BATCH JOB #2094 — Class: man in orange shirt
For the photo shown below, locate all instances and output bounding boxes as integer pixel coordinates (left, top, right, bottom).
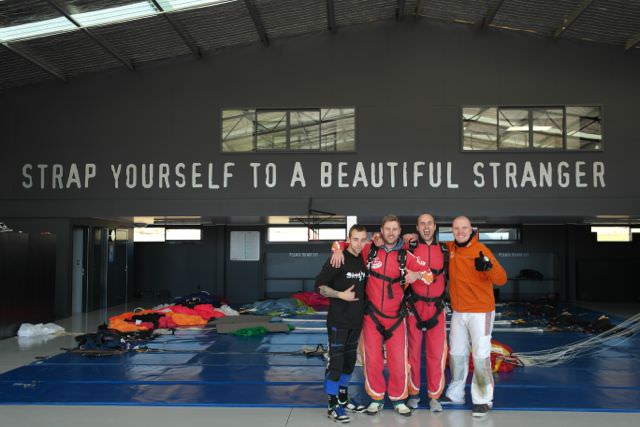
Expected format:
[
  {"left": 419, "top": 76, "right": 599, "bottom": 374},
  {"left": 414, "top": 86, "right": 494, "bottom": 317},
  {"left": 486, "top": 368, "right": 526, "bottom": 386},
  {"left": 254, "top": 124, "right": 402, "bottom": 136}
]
[{"left": 439, "top": 216, "right": 507, "bottom": 417}]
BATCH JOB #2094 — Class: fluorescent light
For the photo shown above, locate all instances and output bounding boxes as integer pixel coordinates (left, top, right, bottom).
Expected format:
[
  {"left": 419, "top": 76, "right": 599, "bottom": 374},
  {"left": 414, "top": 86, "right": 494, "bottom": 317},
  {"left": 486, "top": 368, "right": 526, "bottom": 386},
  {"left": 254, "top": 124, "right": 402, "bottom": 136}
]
[
  {"left": 632, "top": 228, "right": 640, "bottom": 234},
  {"left": 0, "top": 17, "right": 75, "bottom": 42},
  {"left": 134, "top": 227, "right": 165, "bottom": 242},
  {"left": 71, "top": 2, "right": 155, "bottom": 27},
  {"left": 166, "top": 228, "right": 202, "bottom": 241},
  {"left": 157, "top": 0, "right": 236, "bottom": 11}
]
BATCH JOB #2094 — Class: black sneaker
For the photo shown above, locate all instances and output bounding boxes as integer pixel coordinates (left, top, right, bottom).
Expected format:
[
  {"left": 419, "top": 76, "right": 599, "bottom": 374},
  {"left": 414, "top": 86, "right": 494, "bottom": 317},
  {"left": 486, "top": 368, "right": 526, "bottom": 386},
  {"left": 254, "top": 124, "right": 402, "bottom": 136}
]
[
  {"left": 439, "top": 395, "right": 464, "bottom": 405},
  {"left": 471, "top": 404, "right": 490, "bottom": 417}
]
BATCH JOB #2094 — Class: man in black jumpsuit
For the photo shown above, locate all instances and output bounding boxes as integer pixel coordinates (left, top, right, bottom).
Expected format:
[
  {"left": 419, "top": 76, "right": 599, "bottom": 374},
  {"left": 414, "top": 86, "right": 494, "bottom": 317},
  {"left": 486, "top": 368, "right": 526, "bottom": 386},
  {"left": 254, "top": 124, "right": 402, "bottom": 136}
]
[{"left": 316, "top": 224, "right": 368, "bottom": 423}]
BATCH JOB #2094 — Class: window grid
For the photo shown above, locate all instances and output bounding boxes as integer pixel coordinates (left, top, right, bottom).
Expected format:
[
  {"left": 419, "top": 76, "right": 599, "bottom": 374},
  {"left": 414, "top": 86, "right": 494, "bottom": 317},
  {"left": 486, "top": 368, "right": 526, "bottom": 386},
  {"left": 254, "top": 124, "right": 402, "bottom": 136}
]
[
  {"left": 462, "top": 105, "right": 602, "bottom": 152},
  {"left": 222, "top": 108, "right": 355, "bottom": 153}
]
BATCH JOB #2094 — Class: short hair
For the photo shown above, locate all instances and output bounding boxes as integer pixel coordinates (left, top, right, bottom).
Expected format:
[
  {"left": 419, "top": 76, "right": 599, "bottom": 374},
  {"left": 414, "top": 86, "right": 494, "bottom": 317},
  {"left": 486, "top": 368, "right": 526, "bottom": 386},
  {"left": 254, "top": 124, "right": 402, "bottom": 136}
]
[
  {"left": 416, "top": 213, "right": 436, "bottom": 225},
  {"left": 348, "top": 224, "right": 367, "bottom": 238},
  {"left": 381, "top": 214, "right": 400, "bottom": 228}
]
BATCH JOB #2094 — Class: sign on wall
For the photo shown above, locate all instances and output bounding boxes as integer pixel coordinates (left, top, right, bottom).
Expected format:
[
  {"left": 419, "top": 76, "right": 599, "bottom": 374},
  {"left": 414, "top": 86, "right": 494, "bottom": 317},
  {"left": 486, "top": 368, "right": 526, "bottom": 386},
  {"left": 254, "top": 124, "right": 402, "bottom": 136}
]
[{"left": 19, "top": 159, "right": 606, "bottom": 191}]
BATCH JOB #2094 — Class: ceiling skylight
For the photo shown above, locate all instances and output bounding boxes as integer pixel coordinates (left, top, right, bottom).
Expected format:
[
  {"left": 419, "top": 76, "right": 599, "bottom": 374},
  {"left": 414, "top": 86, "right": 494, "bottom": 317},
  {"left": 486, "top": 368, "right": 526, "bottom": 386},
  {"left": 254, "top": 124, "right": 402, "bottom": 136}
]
[
  {"left": 71, "top": 2, "right": 156, "bottom": 27},
  {"left": 156, "top": 0, "right": 236, "bottom": 12},
  {"left": 0, "top": 17, "right": 76, "bottom": 43},
  {"left": 0, "top": 0, "right": 233, "bottom": 43}
]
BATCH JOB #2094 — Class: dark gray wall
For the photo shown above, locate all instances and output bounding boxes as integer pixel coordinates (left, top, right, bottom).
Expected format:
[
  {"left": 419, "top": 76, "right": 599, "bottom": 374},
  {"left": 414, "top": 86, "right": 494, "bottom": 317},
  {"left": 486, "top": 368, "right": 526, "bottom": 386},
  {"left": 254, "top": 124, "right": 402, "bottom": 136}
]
[
  {"left": 134, "top": 226, "right": 224, "bottom": 300},
  {"left": 1, "top": 21, "right": 638, "bottom": 219},
  {"left": 5, "top": 218, "right": 71, "bottom": 318}
]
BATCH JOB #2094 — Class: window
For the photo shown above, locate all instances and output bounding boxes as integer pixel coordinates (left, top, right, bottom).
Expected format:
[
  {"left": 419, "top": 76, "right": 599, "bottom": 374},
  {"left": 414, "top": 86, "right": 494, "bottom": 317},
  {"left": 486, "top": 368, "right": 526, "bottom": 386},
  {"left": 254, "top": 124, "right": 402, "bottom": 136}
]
[
  {"left": 71, "top": 3, "right": 156, "bottom": 27},
  {"left": 462, "top": 106, "right": 602, "bottom": 151},
  {"left": 222, "top": 108, "right": 355, "bottom": 152},
  {"left": 267, "top": 227, "right": 308, "bottom": 242},
  {"left": 156, "top": 0, "right": 235, "bottom": 12},
  {"left": 134, "top": 227, "right": 165, "bottom": 242},
  {"left": 0, "top": 18, "right": 76, "bottom": 42},
  {"left": 134, "top": 227, "right": 202, "bottom": 242},
  {"left": 267, "top": 227, "right": 347, "bottom": 243},
  {"left": 437, "top": 227, "right": 520, "bottom": 243},
  {"left": 230, "top": 231, "right": 260, "bottom": 261},
  {"left": 166, "top": 229, "right": 201, "bottom": 241},
  {"left": 591, "top": 226, "right": 632, "bottom": 242}
]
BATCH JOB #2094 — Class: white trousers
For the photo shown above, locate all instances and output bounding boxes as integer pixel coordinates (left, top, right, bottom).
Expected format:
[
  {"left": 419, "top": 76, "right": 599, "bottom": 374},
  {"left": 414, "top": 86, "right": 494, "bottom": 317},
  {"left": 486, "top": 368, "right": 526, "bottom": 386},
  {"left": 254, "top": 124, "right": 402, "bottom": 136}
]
[{"left": 445, "top": 311, "right": 495, "bottom": 405}]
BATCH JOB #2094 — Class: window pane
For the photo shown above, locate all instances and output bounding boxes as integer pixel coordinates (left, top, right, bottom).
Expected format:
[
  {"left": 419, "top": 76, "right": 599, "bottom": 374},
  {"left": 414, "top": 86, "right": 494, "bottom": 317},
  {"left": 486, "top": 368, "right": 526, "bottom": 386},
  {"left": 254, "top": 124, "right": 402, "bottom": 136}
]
[
  {"left": 499, "top": 108, "right": 529, "bottom": 149},
  {"left": 437, "top": 227, "right": 453, "bottom": 242},
  {"left": 166, "top": 228, "right": 201, "bottom": 241},
  {"left": 463, "top": 107, "right": 497, "bottom": 150},
  {"left": 257, "top": 111, "right": 288, "bottom": 150},
  {"left": 566, "top": 106, "right": 602, "bottom": 150},
  {"left": 134, "top": 227, "right": 165, "bottom": 242},
  {"left": 222, "top": 109, "right": 255, "bottom": 152},
  {"left": 532, "top": 109, "right": 563, "bottom": 149},
  {"left": 290, "top": 110, "right": 320, "bottom": 150},
  {"left": 479, "top": 227, "right": 520, "bottom": 242},
  {"left": 321, "top": 108, "right": 355, "bottom": 151},
  {"left": 268, "top": 227, "right": 308, "bottom": 242},
  {"left": 313, "top": 228, "right": 347, "bottom": 241}
]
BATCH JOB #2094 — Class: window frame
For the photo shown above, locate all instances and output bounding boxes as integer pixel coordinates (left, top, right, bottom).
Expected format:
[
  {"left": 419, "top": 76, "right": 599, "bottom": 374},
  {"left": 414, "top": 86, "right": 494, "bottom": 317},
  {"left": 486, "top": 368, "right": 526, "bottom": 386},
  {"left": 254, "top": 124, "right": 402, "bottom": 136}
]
[
  {"left": 220, "top": 107, "right": 357, "bottom": 154},
  {"left": 461, "top": 104, "right": 604, "bottom": 153}
]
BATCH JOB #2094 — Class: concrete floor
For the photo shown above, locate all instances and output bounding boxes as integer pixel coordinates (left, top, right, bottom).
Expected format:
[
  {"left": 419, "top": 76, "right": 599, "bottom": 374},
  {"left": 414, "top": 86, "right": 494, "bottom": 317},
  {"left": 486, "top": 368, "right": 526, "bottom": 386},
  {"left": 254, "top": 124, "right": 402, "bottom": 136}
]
[{"left": 1, "top": 301, "right": 638, "bottom": 427}]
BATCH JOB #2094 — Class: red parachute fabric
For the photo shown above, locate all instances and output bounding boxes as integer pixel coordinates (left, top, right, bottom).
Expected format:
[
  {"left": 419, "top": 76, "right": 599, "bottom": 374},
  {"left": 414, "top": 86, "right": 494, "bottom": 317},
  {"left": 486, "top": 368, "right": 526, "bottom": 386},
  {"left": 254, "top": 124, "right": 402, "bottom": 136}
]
[{"left": 292, "top": 292, "right": 329, "bottom": 309}]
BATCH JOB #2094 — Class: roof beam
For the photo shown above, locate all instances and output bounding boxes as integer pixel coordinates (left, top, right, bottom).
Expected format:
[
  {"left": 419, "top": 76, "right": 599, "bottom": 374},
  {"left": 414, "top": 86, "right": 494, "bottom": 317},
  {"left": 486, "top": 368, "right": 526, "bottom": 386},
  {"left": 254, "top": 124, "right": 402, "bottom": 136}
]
[
  {"left": 481, "top": 0, "right": 506, "bottom": 30},
  {"left": 45, "top": 0, "right": 135, "bottom": 71},
  {"left": 2, "top": 42, "right": 67, "bottom": 82},
  {"left": 326, "top": 0, "right": 336, "bottom": 33},
  {"left": 243, "top": 0, "right": 269, "bottom": 47},
  {"left": 625, "top": 32, "right": 640, "bottom": 51},
  {"left": 553, "top": 0, "right": 595, "bottom": 39},
  {"left": 396, "top": 0, "right": 407, "bottom": 21},
  {"left": 149, "top": 0, "right": 202, "bottom": 57}
]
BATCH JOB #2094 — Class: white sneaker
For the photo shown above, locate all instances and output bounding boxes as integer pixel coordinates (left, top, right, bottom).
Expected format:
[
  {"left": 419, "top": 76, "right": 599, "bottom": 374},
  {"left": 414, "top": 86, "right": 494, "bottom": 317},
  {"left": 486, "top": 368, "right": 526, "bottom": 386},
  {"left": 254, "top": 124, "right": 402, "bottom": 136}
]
[
  {"left": 406, "top": 396, "right": 420, "bottom": 409},
  {"left": 366, "top": 400, "right": 384, "bottom": 415},
  {"left": 429, "top": 398, "right": 443, "bottom": 412},
  {"left": 393, "top": 402, "right": 412, "bottom": 417}
]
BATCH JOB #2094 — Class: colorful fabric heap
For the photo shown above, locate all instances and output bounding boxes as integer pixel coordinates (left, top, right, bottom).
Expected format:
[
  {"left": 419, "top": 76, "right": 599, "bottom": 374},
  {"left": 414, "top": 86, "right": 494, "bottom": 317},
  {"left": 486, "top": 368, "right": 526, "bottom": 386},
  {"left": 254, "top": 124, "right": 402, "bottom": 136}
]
[
  {"left": 292, "top": 292, "right": 329, "bottom": 310},
  {"left": 108, "top": 303, "right": 233, "bottom": 332},
  {"left": 239, "top": 298, "right": 316, "bottom": 317}
]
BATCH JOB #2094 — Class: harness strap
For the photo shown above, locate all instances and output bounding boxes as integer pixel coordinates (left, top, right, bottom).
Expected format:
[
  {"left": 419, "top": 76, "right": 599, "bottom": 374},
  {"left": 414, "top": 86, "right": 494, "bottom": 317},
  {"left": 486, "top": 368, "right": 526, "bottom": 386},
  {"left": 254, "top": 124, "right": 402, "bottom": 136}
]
[
  {"left": 405, "top": 287, "right": 446, "bottom": 331},
  {"left": 365, "top": 301, "right": 406, "bottom": 341}
]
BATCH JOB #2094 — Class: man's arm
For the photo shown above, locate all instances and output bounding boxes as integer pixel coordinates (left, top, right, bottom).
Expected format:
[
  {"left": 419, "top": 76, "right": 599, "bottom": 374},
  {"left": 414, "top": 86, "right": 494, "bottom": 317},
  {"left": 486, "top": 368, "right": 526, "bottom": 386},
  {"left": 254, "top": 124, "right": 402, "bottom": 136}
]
[
  {"left": 406, "top": 251, "right": 434, "bottom": 284},
  {"left": 318, "top": 284, "right": 359, "bottom": 302}
]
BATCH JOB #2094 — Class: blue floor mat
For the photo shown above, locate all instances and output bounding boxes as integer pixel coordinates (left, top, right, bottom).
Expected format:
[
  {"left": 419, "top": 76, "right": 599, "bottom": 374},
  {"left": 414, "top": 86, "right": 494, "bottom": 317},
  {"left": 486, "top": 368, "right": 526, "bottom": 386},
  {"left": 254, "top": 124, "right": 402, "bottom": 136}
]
[{"left": 1, "top": 309, "right": 639, "bottom": 412}]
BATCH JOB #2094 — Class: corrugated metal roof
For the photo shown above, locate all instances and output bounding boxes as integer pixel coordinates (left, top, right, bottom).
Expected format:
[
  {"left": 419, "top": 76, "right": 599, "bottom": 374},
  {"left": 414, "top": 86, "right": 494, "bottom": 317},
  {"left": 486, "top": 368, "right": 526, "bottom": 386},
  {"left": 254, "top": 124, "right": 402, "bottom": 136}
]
[
  {"left": 0, "top": 0, "right": 638, "bottom": 92},
  {"left": 168, "top": 1, "right": 259, "bottom": 51}
]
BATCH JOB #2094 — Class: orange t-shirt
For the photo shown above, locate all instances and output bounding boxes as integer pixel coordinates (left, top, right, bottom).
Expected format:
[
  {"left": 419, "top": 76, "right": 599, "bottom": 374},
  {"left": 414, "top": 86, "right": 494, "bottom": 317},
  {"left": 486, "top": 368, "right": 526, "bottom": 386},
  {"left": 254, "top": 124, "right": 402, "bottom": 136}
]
[{"left": 445, "top": 235, "right": 507, "bottom": 313}]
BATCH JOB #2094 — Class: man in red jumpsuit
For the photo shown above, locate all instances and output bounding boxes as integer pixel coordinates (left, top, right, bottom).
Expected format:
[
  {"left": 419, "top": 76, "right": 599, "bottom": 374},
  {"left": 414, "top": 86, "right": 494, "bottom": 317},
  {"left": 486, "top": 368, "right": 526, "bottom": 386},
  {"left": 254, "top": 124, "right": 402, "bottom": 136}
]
[
  {"left": 331, "top": 214, "right": 432, "bottom": 416},
  {"left": 404, "top": 213, "right": 448, "bottom": 413}
]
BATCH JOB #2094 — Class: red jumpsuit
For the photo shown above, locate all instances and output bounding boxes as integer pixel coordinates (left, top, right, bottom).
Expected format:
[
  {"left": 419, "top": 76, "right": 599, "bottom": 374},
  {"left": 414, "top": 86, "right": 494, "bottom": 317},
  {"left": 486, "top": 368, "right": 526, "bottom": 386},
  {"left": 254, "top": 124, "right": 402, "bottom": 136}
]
[
  {"left": 406, "top": 242, "right": 447, "bottom": 400},
  {"left": 340, "top": 240, "right": 428, "bottom": 402}
]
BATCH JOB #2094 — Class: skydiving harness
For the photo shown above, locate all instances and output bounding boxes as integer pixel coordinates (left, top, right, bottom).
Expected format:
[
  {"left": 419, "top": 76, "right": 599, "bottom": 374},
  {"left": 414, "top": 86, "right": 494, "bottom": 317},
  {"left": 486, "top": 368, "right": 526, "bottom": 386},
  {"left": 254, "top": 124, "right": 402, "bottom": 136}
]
[
  {"left": 405, "top": 242, "right": 450, "bottom": 332},
  {"left": 364, "top": 245, "right": 408, "bottom": 341}
]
